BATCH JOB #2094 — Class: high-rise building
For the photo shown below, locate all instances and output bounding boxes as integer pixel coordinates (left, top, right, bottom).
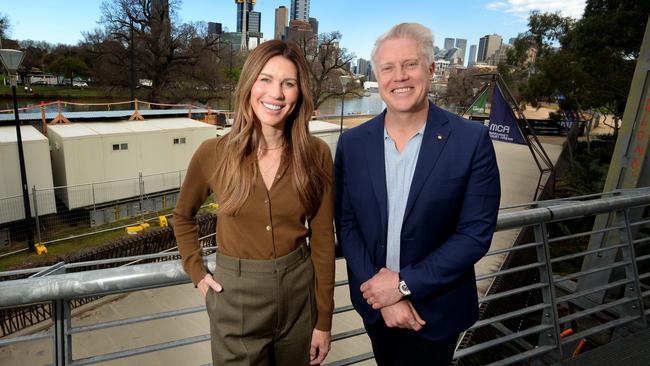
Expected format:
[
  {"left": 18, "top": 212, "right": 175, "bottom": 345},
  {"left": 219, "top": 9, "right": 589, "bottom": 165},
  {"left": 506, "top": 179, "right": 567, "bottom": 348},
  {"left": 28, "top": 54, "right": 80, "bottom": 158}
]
[
  {"left": 468, "top": 44, "right": 477, "bottom": 66},
  {"left": 286, "top": 19, "right": 315, "bottom": 46},
  {"left": 275, "top": 6, "right": 288, "bottom": 39},
  {"left": 308, "top": 17, "right": 318, "bottom": 35},
  {"left": 444, "top": 38, "right": 455, "bottom": 50},
  {"left": 291, "top": 0, "right": 310, "bottom": 21},
  {"left": 207, "top": 22, "right": 222, "bottom": 36},
  {"left": 248, "top": 11, "right": 261, "bottom": 33},
  {"left": 357, "top": 58, "right": 369, "bottom": 77},
  {"left": 477, "top": 34, "right": 502, "bottom": 62},
  {"left": 455, "top": 38, "right": 467, "bottom": 65},
  {"left": 235, "top": 0, "right": 255, "bottom": 33}
]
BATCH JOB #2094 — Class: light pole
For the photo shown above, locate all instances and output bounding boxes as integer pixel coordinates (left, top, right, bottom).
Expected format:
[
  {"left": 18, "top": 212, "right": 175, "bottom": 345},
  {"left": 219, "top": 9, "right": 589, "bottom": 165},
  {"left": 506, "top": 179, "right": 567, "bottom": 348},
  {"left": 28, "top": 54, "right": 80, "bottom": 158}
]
[
  {"left": 0, "top": 48, "right": 34, "bottom": 252},
  {"left": 339, "top": 74, "right": 352, "bottom": 135}
]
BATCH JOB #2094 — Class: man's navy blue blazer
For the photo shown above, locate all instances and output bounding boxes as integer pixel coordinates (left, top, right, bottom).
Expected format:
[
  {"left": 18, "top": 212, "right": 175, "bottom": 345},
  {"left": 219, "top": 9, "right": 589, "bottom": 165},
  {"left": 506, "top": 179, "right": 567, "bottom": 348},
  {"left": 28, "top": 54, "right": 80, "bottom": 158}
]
[{"left": 334, "top": 102, "right": 501, "bottom": 340}]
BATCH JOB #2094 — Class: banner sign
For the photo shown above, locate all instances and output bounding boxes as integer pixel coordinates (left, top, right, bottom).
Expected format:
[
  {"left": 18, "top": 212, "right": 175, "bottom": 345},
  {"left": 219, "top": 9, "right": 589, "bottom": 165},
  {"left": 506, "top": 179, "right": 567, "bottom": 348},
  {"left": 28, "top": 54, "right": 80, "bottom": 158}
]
[
  {"left": 486, "top": 86, "right": 527, "bottom": 145},
  {"left": 468, "top": 88, "right": 488, "bottom": 115}
]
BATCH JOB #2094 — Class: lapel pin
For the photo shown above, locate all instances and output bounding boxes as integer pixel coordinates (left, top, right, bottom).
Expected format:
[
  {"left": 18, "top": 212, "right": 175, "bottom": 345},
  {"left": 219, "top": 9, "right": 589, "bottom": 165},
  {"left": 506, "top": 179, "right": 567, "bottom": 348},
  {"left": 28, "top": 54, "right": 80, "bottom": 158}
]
[{"left": 436, "top": 134, "right": 443, "bottom": 140}]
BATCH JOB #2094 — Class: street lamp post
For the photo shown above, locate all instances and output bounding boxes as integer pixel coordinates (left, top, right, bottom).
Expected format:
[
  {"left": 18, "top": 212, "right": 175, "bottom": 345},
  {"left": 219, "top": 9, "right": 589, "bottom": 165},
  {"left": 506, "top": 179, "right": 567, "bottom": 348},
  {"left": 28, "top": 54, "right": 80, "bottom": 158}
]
[
  {"left": 339, "top": 75, "right": 352, "bottom": 135},
  {"left": 0, "top": 49, "right": 35, "bottom": 252}
]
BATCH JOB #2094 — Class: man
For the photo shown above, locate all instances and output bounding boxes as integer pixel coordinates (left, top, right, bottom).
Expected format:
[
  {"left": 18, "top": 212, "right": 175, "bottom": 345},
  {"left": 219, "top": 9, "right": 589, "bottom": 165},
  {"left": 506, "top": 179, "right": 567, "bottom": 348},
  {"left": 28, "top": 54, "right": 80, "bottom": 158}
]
[{"left": 334, "top": 23, "right": 501, "bottom": 365}]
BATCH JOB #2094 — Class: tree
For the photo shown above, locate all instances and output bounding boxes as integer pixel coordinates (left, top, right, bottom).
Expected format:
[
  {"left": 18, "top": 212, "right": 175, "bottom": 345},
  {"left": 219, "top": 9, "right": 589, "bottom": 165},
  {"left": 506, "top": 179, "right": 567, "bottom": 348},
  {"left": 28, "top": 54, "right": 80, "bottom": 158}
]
[
  {"left": 0, "top": 12, "right": 9, "bottom": 42},
  {"left": 503, "top": 1, "right": 650, "bottom": 130},
  {"left": 96, "top": 0, "right": 218, "bottom": 102},
  {"left": 294, "top": 31, "right": 357, "bottom": 110},
  {"left": 446, "top": 68, "right": 487, "bottom": 107},
  {"left": 49, "top": 55, "right": 90, "bottom": 85}
]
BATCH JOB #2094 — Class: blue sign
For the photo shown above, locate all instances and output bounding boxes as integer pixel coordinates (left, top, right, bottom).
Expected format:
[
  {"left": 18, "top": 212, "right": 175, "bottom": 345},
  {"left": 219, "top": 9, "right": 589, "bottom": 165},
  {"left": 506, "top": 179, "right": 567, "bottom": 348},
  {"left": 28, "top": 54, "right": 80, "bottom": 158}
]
[{"left": 487, "top": 86, "right": 527, "bottom": 145}]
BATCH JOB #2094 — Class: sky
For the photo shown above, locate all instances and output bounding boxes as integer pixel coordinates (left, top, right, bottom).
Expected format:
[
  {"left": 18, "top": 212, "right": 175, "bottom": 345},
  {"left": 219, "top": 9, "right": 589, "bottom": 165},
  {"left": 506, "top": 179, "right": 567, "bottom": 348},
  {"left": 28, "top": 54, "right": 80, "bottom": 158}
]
[{"left": 1, "top": 0, "right": 586, "bottom": 62}]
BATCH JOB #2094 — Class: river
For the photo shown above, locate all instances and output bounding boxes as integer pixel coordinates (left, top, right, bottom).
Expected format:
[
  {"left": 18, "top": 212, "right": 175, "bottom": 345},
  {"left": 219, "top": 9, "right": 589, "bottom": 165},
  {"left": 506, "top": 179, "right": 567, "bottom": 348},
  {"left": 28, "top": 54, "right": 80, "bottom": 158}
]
[{"left": 0, "top": 93, "right": 387, "bottom": 117}]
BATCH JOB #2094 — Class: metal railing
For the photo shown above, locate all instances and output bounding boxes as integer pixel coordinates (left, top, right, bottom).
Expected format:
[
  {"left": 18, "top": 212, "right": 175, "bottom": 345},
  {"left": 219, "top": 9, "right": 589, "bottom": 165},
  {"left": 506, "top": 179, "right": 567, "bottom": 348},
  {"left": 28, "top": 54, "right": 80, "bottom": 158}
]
[{"left": 1, "top": 189, "right": 649, "bottom": 365}]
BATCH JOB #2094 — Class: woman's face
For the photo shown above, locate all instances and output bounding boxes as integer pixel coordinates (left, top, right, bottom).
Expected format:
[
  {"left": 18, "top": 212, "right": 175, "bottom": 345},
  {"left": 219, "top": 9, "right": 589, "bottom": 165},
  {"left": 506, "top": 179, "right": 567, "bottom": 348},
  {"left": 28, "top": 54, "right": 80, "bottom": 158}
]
[{"left": 250, "top": 55, "right": 300, "bottom": 132}]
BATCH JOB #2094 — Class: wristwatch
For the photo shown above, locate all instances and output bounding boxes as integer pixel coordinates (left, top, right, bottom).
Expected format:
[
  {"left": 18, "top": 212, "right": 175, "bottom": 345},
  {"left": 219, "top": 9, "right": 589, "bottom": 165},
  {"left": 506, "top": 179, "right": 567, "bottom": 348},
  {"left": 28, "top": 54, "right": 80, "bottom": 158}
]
[{"left": 398, "top": 278, "right": 411, "bottom": 296}]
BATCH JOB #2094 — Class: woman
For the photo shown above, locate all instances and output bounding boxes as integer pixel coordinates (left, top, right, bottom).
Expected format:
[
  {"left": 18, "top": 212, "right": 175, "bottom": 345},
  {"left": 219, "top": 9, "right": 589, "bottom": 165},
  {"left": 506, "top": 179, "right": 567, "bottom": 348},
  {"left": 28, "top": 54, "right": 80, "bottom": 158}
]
[{"left": 172, "top": 40, "right": 335, "bottom": 365}]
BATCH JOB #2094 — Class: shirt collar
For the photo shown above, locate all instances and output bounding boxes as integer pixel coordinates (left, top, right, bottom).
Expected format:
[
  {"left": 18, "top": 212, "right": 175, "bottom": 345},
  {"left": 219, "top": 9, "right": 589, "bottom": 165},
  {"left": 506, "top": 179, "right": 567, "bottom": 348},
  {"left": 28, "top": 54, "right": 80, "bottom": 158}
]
[{"left": 383, "top": 121, "right": 427, "bottom": 141}]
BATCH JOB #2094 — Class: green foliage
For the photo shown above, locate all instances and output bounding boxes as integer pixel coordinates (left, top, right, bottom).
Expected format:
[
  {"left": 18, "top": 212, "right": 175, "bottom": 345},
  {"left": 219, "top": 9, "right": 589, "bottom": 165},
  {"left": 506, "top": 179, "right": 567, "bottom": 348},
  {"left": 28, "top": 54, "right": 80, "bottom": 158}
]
[
  {"left": 49, "top": 55, "right": 90, "bottom": 81},
  {"left": 504, "top": 1, "right": 650, "bottom": 119},
  {"left": 555, "top": 134, "right": 617, "bottom": 197}
]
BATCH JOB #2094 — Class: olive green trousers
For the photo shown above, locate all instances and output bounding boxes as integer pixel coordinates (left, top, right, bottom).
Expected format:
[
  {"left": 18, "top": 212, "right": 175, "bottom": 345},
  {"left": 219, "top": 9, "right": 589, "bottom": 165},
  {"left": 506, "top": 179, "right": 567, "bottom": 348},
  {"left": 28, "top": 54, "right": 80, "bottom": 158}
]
[{"left": 206, "top": 244, "right": 317, "bottom": 365}]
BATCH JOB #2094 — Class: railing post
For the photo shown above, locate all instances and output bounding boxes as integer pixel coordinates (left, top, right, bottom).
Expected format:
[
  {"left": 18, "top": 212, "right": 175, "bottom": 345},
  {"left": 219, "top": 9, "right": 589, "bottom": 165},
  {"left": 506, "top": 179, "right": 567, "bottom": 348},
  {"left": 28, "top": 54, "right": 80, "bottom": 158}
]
[
  {"left": 533, "top": 222, "right": 563, "bottom": 364},
  {"left": 91, "top": 183, "right": 96, "bottom": 210},
  {"left": 614, "top": 208, "right": 647, "bottom": 332},
  {"left": 32, "top": 185, "right": 42, "bottom": 245},
  {"left": 53, "top": 299, "right": 72, "bottom": 366},
  {"left": 139, "top": 172, "right": 145, "bottom": 223}
]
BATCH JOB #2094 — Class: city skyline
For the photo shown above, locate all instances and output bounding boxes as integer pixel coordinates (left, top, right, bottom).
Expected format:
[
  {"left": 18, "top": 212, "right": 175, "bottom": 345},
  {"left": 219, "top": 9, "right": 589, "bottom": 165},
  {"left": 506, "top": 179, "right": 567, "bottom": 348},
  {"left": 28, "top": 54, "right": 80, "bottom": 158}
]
[{"left": 1, "top": 0, "right": 587, "bottom": 62}]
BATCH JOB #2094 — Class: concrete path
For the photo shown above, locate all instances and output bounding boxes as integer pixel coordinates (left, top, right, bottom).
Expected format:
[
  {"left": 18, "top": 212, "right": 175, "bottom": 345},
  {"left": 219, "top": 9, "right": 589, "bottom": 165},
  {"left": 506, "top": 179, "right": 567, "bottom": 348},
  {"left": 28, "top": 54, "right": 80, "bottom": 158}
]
[{"left": 0, "top": 121, "right": 573, "bottom": 366}]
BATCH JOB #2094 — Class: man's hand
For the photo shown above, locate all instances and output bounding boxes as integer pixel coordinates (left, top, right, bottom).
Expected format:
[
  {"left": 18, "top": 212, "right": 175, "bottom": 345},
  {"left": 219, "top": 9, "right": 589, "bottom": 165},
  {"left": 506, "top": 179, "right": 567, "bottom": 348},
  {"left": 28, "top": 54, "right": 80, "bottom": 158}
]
[
  {"left": 360, "top": 268, "right": 402, "bottom": 309},
  {"left": 309, "top": 329, "right": 331, "bottom": 365},
  {"left": 380, "top": 300, "right": 426, "bottom": 331},
  {"left": 197, "top": 273, "right": 223, "bottom": 297}
]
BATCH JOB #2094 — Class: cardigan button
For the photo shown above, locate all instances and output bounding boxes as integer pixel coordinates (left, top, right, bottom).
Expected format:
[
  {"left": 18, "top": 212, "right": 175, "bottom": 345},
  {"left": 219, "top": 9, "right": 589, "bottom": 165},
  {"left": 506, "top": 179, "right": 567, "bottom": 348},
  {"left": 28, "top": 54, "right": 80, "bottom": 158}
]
[{"left": 266, "top": 225, "right": 271, "bottom": 231}]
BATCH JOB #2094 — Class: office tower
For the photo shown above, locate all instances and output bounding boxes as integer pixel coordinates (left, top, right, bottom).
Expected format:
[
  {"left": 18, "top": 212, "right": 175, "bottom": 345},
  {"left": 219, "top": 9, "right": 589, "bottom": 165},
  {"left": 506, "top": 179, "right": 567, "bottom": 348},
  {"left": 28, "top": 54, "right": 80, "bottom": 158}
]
[
  {"left": 208, "top": 22, "right": 222, "bottom": 35},
  {"left": 357, "top": 58, "right": 369, "bottom": 77},
  {"left": 248, "top": 11, "right": 261, "bottom": 33},
  {"left": 291, "top": 0, "right": 310, "bottom": 21},
  {"left": 455, "top": 38, "right": 467, "bottom": 65},
  {"left": 235, "top": 0, "right": 255, "bottom": 33},
  {"left": 444, "top": 37, "right": 455, "bottom": 50},
  {"left": 286, "top": 19, "right": 315, "bottom": 46},
  {"left": 308, "top": 17, "right": 318, "bottom": 35},
  {"left": 275, "top": 6, "right": 288, "bottom": 39},
  {"left": 477, "top": 34, "right": 502, "bottom": 62},
  {"left": 468, "top": 44, "right": 477, "bottom": 66}
]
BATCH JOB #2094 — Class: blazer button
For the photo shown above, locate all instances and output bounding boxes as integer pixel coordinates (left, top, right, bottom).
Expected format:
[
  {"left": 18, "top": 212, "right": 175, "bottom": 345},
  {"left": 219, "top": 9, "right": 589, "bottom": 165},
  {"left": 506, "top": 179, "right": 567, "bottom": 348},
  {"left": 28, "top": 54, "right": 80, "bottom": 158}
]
[{"left": 266, "top": 225, "right": 271, "bottom": 231}]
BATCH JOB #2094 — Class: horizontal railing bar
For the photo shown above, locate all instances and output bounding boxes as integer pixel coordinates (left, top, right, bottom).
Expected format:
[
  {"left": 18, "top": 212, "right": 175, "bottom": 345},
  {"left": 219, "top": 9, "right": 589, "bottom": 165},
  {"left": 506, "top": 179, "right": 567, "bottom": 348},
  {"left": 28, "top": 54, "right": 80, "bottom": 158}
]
[
  {"left": 633, "top": 236, "right": 650, "bottom": 246},
  {"left": 454, "top": 324, "right": 554, "bottom": 358},
  {"left": 333, "top": 305, "right": 355, "bottom": 315},
  {"left": 547, "top": 225, "right": 623, "bottom": 244},
  {"left": 556, "top": 278, "right": 632, "bottom": 303},
  {"left": 550, "top": 243, "right": 627, "bottom": 264},
  {"left": 561, "top": 316, "right": 640, "bottom": 344},
  {"left": 323, "top": 352, "right": 374, "bottom": 366},
  {"left": 331, "top": 328, "right": 367, "bottom": 342},
  {"left": 71, "top": 334, "right": 210, "bottom": 366},
  {"left": 629, "top": 217, "right": 650, "bottom": 228},
  {"left": 553, "top": 260, "right": 631, "bottom": 283},
  {"left": 639, "top": 272, "right": 650, "bottom": 281},
  {"left": 558, "top": 297, "right": 635, "bottom": 324},
  {"left": 0, "top": 331, "right": 53, "bottom": 347},
  {"left": 482, "top": 345, "right": 557, "bottom": 366},
  {"left": 635, "top": 253, "right": 650, "bottom": 262},
  {"left": 496, "top": 191, "right": 650, "bottom": 231},
  {"left": 471, "top": 303, "right": 550, "bottom": 330},
  {"left": 479, "top": 283, "right": 549, "bottom": 304},
  {"left": 484, "top": 241, "right": 543, "bottom": 257},
  {"left": 475, "top": 262, "right": 545, "bottom": 281},
  {"left": 70, "top": 305, "right": 206, "bottom": 334}
]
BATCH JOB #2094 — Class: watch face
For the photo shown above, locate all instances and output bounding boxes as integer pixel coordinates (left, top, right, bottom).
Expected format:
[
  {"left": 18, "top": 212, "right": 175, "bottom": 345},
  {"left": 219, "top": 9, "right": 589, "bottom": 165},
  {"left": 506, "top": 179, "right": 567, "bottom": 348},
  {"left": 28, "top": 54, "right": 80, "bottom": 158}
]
[{"left": 399, "top": 280, "right": 411, "bottom": 295}]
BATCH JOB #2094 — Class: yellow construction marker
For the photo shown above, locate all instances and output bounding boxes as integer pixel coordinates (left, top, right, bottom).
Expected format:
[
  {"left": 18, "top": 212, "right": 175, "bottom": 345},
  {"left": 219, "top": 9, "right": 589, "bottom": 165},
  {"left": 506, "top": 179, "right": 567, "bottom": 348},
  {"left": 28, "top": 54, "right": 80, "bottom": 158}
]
[
  {"left": 35, "top": 243, "right": 48, "bottom": 255},
  {"left": 125, "top": 223, "right": 151, "bottom": 234}
]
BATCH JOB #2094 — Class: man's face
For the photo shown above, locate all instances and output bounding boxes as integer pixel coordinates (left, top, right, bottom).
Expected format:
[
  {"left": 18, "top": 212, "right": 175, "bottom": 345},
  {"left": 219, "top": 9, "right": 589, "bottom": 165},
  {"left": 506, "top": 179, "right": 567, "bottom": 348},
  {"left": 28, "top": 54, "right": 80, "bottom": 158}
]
[{"left": 374, "top": 37, "right": 434, "bottom": 116}]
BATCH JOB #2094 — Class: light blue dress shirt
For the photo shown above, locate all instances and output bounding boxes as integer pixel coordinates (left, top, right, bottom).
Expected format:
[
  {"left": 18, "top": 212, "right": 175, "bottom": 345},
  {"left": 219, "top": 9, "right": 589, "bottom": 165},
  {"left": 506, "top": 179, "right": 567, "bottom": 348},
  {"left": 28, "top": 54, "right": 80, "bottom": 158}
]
[{"left": 384, "top": 123, "right": 426, "bottom": 272}]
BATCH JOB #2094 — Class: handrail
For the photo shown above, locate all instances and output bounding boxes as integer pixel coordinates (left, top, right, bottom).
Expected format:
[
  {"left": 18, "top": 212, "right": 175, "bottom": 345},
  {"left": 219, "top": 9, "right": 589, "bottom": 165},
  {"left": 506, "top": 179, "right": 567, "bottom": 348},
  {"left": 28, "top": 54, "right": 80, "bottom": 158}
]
[{"left": 2, "top": 190, "right": 649, "bottom": 308}]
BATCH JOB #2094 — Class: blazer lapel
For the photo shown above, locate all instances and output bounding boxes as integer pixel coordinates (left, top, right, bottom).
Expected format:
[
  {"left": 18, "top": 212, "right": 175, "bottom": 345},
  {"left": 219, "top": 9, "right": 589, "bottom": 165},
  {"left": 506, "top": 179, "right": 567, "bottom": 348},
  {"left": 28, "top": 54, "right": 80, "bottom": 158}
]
[
  {"left": 364, "top": 114, "right": 388, "bottom": 236},
  {"left": 403, "top": 103, "right": 452, "bottom": 224}
]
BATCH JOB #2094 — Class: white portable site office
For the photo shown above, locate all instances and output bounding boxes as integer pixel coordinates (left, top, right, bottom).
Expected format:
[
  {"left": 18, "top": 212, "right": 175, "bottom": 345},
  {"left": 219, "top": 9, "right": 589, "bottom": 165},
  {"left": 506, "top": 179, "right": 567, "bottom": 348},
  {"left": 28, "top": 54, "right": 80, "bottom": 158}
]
[
  {"left": 0, "top": 126, "right": 56, "bottom": 224},
  {"left": 48, "top": 118, "right": 216, "bottom": 209}
]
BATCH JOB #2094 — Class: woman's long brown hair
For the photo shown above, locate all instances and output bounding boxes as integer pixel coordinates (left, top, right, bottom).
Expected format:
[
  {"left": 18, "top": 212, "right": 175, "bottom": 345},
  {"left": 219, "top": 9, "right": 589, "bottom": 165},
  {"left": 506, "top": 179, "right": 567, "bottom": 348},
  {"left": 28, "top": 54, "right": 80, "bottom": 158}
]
[{"left": 215, "top": 40, "right": 329, "bottom": 217}]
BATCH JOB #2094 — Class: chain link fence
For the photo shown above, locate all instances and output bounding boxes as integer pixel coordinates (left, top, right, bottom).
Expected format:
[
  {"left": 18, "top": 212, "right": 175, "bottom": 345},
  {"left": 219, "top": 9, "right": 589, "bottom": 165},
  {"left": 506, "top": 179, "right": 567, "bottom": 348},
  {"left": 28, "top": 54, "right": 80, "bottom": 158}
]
[{"left": 0, "top": 169, "right": 189, "bottom": 254}]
